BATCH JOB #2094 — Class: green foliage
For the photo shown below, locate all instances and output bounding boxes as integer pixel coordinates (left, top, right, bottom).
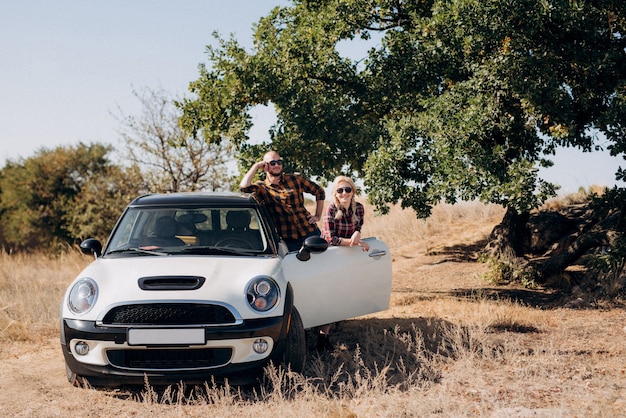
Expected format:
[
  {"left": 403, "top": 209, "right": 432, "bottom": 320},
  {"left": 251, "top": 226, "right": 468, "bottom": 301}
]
[
  {"left": 181, "top": 0, "right": 626, "bottom": 216},
  {"left": 482, "top": 255, "right": 538, "bottom": 290},
  {"left": 589, "top": 246, "right": 626, "bottom": 297},
  {"left": 0, "top": 143, "right": 140, "bottom": 251},
  {"left": 588, "top": 187, "right": 626, "bottom": 296},
  {"left": 0, "top": 86, "right": 239, "bottom": 252},
  {"left": 62, "top": 163, "right": 142, "bottom": 244}
]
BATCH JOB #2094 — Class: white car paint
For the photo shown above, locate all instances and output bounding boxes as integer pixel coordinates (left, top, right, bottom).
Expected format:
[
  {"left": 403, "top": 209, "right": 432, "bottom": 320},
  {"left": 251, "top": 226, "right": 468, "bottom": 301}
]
[
  {"left": 284, "top": 238, "right": 392, "bottom": 329},
  {"left": 63, "top": 256, "right": 286, "bottom": 323}
]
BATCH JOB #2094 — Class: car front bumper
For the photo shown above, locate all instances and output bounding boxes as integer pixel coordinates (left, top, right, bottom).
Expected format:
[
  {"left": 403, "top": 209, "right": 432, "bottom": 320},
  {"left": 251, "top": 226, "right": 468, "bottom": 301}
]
[{"left": 61, "top": 315, "right": 289, "bottom": 386}]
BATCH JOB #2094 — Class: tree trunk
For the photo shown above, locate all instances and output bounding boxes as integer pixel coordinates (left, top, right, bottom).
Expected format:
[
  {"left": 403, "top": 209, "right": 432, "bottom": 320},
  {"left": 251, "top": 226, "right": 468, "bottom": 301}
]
[
  {"left": 485, "top": 207, "right": 530, "bottom": 260},
  {"left": 485, "top": 200, "right": 621, "bottom": 289},
  {"left": 536, "top": 213, "right": 618, "bottom": 281}
]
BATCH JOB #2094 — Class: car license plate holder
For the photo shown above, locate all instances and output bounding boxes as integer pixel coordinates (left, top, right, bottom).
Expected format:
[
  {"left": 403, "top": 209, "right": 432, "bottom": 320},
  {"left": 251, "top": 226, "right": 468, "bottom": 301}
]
[{"left": 127, "top": 328, "right": 205, "bottom": 346}]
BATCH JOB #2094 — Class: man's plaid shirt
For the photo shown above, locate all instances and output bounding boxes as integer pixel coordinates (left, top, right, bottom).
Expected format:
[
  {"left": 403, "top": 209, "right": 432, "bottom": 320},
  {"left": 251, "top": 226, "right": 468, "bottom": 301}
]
[{"left": 241, "top": 173, "right": 325, "bottom": 240}]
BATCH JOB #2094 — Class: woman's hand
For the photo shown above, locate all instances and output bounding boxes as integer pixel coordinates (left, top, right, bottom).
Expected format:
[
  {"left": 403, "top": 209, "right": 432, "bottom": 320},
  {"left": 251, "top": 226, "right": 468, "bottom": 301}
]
[
  {"left": 350, "top": 231, "right": 369, "bottom": 251},
  {"left": 349, "top": 231, "right": 361, "bottom": 245}
]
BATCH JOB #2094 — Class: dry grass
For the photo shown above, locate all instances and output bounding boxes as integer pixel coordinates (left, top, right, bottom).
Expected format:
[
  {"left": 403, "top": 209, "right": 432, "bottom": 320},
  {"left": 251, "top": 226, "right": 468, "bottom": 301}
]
[
  {"left": 539, "top": 184, "right": 606, "bottom": 211},
  {"left": 1, "top": 201, "right": 625, "bottom": 417},
  {"left": 362, "top": 199, "right": 505, "bottom": 253},
  {"left": 0, "top": 250, "right": 90, "bottom": 346}
]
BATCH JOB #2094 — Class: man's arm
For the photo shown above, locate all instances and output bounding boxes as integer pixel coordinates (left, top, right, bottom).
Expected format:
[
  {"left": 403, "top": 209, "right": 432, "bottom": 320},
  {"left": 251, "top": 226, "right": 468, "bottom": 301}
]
[
  {"left": 298, "top": 175, "right": 326, "bottom": 201},
  {"left": 240, "top": 161, "right": 266, "bottom": 189},
  {"left": 314, "top": 199, "right": 324, "bottom": 220},
  {"left": 296, "top": 175, "right": 325, "bottom": 223}
]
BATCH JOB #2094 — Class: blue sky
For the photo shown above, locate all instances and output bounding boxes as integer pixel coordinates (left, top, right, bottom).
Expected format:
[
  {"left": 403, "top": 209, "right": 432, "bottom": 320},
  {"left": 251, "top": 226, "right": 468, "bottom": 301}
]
[
  {"left": 0, "top": 0, "right": 622, "bottom": 194},
  {"left": 0, "top": 1, "right": 286, "bottom": 161}
]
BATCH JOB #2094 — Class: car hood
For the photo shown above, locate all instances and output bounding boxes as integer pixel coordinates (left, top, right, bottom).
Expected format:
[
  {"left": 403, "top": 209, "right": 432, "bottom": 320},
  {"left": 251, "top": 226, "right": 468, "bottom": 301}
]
[{"left": 62, "top": 255, "right": 284, "bottom": 321}]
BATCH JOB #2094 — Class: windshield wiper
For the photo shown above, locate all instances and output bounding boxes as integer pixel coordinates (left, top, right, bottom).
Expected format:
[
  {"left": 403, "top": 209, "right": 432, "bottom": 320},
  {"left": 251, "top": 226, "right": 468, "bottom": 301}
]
[
  {"left": 180, "top": 245, "right": 256, "bottom": 256},
  {"left": 107, "top": 247, "right": 169, "bottom": 256}
]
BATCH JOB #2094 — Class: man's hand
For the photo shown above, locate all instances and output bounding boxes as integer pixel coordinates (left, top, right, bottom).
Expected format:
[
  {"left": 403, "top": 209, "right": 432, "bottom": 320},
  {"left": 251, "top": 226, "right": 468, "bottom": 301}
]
[{"left": 240, "top": 161, "right": 267, "bottom": 189}]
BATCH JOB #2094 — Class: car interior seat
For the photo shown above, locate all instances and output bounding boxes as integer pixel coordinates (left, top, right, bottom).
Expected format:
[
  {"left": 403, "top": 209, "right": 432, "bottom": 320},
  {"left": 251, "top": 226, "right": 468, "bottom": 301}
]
[
  {"left": 224, "top": 210, "right": 262, "bottom": 249},
  {"left": 149, "top": 216, "right": 185, "bottom": 247},
  {"left": 226, "top": 210, "right": 251, "bottom": 232}
]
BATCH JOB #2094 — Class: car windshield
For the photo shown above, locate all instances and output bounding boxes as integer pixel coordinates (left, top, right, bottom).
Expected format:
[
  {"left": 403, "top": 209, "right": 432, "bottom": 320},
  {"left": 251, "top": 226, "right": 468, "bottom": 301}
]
[{"left": 104, "top": 206, "right": 269, "bottom": 256}]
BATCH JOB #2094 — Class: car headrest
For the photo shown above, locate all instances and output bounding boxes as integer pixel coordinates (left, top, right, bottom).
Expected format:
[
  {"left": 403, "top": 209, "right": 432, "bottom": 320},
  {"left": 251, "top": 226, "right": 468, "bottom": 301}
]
[
  {"left": 226, "top": 210, "right": 251, "bottom": 231},
  {"left": 155, "top": 216, "right": 178, "bottom": 238}
]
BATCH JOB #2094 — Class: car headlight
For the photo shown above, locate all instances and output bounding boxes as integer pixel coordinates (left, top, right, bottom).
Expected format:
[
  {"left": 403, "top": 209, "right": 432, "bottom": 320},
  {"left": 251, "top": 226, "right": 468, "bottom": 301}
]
[
  {"left": 246, "top": 276, "right": 279, "bottom": 312},
  {"left": 68, "top": 278, "right": 98, "bottom": 315}
]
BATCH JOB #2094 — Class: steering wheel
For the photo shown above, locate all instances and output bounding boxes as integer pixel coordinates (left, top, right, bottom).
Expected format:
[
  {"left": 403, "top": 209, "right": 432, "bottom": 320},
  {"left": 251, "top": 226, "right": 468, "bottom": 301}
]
[{"left": 214, "top": 238, "right": 252, "bottom": 249}]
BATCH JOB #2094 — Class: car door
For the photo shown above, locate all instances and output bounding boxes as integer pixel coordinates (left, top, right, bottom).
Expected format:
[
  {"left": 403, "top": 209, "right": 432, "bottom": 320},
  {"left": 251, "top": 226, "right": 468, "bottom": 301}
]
[{"left": 282, "top": 238, "right": 392, "bottom": 329}]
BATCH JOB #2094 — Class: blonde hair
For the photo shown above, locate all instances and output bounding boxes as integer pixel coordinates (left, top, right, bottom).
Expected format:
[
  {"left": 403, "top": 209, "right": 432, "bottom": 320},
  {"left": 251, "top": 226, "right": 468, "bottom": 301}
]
[{"left": 332, "top": 176, "right": 359, "bottom": 224}]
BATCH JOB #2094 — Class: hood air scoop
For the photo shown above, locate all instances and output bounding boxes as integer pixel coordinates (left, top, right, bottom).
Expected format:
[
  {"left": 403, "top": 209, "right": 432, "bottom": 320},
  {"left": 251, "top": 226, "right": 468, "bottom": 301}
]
[{"left": 138, "top": 276, "right": 206, "bottom": 291}]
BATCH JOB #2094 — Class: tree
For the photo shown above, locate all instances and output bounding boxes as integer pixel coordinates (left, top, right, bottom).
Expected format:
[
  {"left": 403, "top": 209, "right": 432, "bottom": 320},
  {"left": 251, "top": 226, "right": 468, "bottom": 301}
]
[
  {"left": 180, "top": 0, "right": 626, "bottom": 289},
  {"left": 0, "top": 143, "right": 139, "bottom": 251},
  {"left": 116, "top": 87, "right": 237, "bottom": 193},
  {"left": 63, "top": 163, "right": 143, "bottom": 244}
]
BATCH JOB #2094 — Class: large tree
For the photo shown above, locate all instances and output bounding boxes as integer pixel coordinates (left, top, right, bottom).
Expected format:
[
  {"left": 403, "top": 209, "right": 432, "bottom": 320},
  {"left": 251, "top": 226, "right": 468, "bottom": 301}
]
[{"left": 180, "top": 0, "right": 626, "bottom": 287}]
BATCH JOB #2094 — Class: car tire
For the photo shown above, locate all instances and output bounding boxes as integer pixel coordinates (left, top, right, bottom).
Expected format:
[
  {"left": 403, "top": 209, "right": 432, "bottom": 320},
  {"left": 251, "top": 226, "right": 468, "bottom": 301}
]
[
  {"left": 65, "top": 362, "right": 86, "bottom": 387},
  {"left": 282, "top": 307, "right": 306, "bottom": 373}
]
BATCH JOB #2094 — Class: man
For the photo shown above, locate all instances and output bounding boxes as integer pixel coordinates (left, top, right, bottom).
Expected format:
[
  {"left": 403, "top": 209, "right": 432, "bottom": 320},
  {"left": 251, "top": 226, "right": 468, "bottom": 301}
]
[{"left": 240, "top": 150, "right": 325, "bottom": 252}]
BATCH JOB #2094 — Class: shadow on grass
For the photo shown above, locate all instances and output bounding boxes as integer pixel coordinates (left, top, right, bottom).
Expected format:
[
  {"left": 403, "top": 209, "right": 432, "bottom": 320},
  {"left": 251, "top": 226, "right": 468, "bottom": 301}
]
[
  {"left": 98, "top": 316, "right": 462, "bottom": 402},
  {"left": 446, "top": 287, "right": 567, "bottom": 308},
  {"left": 97, "top": 310, "right": 548, "bottom": 404},
  {"left": 424, "top": 240, "right": 584, "bottom": 309}
]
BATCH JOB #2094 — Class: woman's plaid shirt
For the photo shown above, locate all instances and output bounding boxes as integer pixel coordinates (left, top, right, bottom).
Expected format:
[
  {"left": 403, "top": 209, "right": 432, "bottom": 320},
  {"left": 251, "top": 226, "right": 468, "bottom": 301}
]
[
  {"left": 322, "top": 202, "right": 365, "bottom": 246},
  {"left": 241, "top": 173, "right": 325, "bottom": 240}
]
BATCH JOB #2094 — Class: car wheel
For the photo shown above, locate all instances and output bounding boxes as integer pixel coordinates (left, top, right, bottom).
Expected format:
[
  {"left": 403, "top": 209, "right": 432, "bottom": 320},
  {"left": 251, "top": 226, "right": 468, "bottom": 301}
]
[
  {"left": 282, "top": 307, "right": 306, "bottom": 373},
  {"left": 65, "top": 362, "right": 86, "bottom": 387}
]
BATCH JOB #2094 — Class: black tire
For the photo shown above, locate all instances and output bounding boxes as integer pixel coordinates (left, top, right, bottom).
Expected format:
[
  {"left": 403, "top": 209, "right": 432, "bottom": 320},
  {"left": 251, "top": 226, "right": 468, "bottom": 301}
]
[
  {"left": 282, "top": 307, "right": 306, "bottom": 373},
  {"left": 65, "top": 362, "right": 86, "bottom": 387}
]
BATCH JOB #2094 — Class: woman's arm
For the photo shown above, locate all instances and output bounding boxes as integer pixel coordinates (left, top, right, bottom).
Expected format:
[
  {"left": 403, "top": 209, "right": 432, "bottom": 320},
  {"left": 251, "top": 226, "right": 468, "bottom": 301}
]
[{"left": 322, "top": 205, "right": 342, "bottom": 246}]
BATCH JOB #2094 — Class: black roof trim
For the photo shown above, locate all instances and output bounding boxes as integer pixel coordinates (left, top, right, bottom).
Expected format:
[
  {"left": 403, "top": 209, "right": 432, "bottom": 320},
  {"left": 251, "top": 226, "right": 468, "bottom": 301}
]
[{"left": 128, "top": 192, "right": 259, "bottom": 207}]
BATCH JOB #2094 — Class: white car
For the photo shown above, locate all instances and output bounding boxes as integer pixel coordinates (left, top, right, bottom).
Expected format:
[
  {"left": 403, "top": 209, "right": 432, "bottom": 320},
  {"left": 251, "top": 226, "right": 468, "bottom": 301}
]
[{"left": 60, "top": 192, "right": 392, "bottom": 386}]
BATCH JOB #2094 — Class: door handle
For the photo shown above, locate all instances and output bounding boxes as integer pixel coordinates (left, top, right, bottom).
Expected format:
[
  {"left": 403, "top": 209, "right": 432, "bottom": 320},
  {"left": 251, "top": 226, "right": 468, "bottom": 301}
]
[{"left": 369, "top": 250, "right": 387, "bottom": 258}]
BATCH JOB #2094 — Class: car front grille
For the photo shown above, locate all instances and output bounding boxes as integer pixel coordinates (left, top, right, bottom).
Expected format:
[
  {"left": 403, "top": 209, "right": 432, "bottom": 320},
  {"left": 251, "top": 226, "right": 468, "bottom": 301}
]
[
  {"left": 101, "top": 303, "right": 236, "bottom": 326},
  {"left": 107, "top": 347, "right": 232, "bottom": 370}
]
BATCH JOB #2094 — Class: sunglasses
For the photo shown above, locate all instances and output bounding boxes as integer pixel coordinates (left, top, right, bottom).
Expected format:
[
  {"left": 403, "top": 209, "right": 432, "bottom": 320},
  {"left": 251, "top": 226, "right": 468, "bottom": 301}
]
[
  {"left": 336, "top": 187, "right": 353, "bottom": 194},
  {"left": 268, "top": 159, "right": 283, "bottom": 166}
]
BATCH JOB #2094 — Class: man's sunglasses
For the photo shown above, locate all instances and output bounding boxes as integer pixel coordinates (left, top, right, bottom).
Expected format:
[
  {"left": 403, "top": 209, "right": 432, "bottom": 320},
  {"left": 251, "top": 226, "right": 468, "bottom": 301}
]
[
  {"left": 336, "top": 187, "right": 353, "bottom": 194},
  {"left": 268, "top": 159, "right": 283, "bottom": 166}
]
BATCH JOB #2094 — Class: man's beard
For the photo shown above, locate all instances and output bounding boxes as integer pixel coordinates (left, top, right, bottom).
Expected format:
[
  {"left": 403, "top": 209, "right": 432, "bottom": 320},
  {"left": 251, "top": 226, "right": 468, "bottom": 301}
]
[{"left": 269, "top": 168, "right": 283, "bottom": 176}]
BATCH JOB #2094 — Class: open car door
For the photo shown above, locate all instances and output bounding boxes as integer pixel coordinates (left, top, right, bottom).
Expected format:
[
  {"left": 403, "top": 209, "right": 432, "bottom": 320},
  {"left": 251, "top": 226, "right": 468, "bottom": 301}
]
[{"left": 283, "top": 238, "right": 392, "bottom": 329}]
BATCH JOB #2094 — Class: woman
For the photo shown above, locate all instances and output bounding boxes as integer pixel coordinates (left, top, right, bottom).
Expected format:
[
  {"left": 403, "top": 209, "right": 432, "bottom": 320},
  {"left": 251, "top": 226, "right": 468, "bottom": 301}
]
[
  {"left": 322, "top": 176, "right": 370, "bottom": 251},
  {"left": 317, "top": 176, "right": 370, "bottom": 352}
]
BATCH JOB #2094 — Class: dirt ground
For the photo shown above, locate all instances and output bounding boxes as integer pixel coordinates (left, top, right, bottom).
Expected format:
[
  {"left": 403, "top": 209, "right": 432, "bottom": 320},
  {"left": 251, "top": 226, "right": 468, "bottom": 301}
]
[{"left": 1, "top": 246, "right": 625, "bottom": 417}]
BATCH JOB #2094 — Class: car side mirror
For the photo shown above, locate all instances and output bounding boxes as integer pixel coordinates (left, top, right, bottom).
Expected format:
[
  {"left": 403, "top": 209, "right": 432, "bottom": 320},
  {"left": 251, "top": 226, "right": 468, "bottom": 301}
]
[
  {"left": 296, "top": 236, "right": 328, "bottom": 261},
  {"left": 80, "top": 238, "right": 102, "bottom": 258}
]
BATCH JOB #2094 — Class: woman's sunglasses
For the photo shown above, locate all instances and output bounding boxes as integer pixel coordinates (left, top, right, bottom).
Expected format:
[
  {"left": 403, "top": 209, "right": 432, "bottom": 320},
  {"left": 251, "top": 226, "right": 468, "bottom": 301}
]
[
  {"left": 336, "top": 187, "right": 353, "bottom": 194},
  {"left": 268, "top": 159, "right": 283, "bottom": 166}
]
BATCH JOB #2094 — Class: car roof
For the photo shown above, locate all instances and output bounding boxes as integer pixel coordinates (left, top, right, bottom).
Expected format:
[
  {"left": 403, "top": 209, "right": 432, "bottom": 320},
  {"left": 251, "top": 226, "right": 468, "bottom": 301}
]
[{"left": 128, "top": 192, "right": 260, "bottom": 207}]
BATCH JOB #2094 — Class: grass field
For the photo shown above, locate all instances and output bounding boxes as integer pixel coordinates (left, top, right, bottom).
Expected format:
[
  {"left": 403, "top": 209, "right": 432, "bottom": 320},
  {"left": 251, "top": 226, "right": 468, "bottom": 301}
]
[{"left": 1, "top": 200, "right": 624, "bottom": 417}]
